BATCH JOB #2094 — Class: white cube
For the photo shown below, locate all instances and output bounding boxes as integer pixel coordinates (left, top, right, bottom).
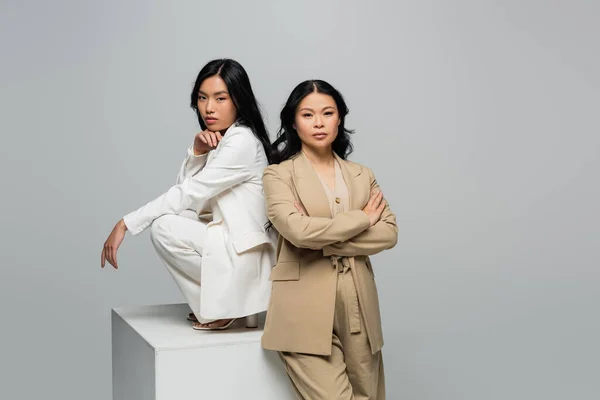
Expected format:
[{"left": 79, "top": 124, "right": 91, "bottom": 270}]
[{"left": 111, "top": 303, "right": 295, "bottom": 400}]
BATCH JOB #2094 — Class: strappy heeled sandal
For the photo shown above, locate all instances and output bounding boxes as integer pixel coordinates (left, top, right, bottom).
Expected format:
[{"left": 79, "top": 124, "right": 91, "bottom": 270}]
[{"left": 191, "top": 314, "right": 259, "bottom": 330}]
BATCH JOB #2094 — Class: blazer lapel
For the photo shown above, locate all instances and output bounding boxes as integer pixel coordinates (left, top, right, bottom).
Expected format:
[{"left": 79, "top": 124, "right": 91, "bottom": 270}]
[
  {"left": 207, "top": 122, "right": 238, "bottom": 164},
  {"left": 292, "top": 152, "right": 332, "bottom": 218},
  {"left": 333, "top": 152, "right": 367, "bottom": 211}
]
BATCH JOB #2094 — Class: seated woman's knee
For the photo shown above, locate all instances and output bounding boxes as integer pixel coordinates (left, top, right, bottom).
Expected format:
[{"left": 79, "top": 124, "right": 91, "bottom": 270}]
[{"left": 149, "top": 215, "right": 174, "bottom": 246}]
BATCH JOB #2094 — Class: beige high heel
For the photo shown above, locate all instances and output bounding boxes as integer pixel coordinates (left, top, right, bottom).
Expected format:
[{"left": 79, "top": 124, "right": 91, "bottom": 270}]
[
  {"left": 192, "top": 318, "right": 238, "bottom": 330},
  {"left": 245, "top": 313, "right": 258, "bottom": 328},
  {"left": 191, "top": 313, "right": 259, "bottom": 330}
]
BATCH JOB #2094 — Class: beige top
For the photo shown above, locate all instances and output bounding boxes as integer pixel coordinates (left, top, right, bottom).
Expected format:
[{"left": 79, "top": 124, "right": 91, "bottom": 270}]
[
  {"left": 314, "top": 159, "right": 361, "bottom": 333},
  {"left": 315, "top": 159, "right": 349, "bottom": 217}
]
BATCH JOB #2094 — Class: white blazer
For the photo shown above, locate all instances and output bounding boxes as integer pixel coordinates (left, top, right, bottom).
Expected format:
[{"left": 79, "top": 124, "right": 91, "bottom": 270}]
[{"left": 123, "top": 123, "right": 277, "bottom": 319}]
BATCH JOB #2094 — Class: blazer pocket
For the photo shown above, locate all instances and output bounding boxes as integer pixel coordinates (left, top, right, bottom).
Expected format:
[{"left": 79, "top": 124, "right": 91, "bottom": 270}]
[
  {"left": 231, "top": 231, "right": 272, "bottom": 254},
  {"left": 269, "top": 261, "right": 300, "bottom": 281}
]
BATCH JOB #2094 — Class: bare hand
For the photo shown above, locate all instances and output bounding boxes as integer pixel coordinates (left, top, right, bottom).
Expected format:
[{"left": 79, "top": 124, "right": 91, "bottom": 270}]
[
  {"left": 193, "top": 130, "right": 223, "bottom": 155},
  {"left": 362, "top": 190, "right": 386, "bottom": 227},
  {"left": 101, "top": 219, "right": 127, "bottom": 269}
]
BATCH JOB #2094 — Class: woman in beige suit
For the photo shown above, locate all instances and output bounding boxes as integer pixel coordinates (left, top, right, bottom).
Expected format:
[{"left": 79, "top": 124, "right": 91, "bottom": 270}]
[{"left": 262, "top": 80, "right": 398, "bottom": 400}]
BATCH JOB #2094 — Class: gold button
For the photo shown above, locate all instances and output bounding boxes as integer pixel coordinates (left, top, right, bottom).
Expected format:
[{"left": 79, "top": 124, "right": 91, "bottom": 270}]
[{"left": 335, "top": 197, "right": 341, "bottom": 204}]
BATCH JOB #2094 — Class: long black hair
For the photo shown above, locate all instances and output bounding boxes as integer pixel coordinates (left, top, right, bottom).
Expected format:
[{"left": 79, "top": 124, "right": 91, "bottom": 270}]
[
  {"left": 271, "top": 79, "right": 354, "bottom": 164},
  {"left": 190, "top": 59, "right": 274, "bottom": 164}
]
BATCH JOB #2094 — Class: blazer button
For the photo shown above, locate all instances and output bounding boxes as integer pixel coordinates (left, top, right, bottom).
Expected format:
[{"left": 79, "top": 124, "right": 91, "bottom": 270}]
[{"left": 335, "top": 197, "right": 341, "bottom": 204}]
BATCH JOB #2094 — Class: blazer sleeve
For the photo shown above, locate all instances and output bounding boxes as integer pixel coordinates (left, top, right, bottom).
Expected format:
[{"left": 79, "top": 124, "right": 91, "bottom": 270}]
[
  {"left": 322, "top": 168, "right": 398, "bottom": 257},
  {"left": 175, "top": 144, "right": 209, "bottom": 185},
  {"left": 263, "top": 165, "right": 371, "bottom": 249},
  {"left": 123, "top": 130, "right": 256, "bottom": 235}
]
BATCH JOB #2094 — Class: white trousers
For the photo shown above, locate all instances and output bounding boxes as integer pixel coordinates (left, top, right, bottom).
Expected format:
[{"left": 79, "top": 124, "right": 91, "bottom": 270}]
[{"left": 149, "top": 209, "right": 213, "bottom": 323}]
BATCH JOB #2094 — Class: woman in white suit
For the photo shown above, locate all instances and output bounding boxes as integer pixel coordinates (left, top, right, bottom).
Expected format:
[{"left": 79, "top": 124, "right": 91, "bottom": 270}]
[{"left": 101, "top": 59, "right": 277, "bottom": 330}]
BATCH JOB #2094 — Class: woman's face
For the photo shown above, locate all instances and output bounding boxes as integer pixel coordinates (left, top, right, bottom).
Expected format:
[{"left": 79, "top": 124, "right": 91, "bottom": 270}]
[
  {"left": 197, "top": 75, "right": 237, "bottom": 132},
  {"left": 293, "top": 91, "right": 340, "bottom": 152}
]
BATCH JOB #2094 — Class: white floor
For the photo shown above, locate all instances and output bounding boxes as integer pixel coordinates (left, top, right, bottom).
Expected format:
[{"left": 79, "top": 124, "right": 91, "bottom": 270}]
[{"left": 112, "top": 303, "right": 296, "bottom": 400}]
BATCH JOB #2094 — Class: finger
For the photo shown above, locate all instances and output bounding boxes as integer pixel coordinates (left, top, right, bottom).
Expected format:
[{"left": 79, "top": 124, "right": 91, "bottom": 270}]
[
  {"left": 112, "top": 246, "right": 119, "bottom": 269},
  {"left": 206, "top": 131, "right": 214, "bottom": 147},
  {"left": 105, "top": 246, "right": 112, "bottom": 267},
  {"left": 108, "top": 251, "right": 116, "bottom": 269},
  {"left": 210, "top": 131, "right": 217, "bottom": 147},
  {"left": 215, "top": 131, "right": 223, "bottom": 141},
  {"left": 365, "top": 193, "right": 373, "bottom": 209},
  {"left": 372, "top": 189, "right": 381, "bottom": 201},
  {"left": 108, "top": 247, "right": 116, "bottom": 269},
  {"left": 371, "top": 188, "right": 381, "bottom": 200},
  {"left": 374, "top": 191, "right": 384, "bottom": 207},
  {"left": 101, "top": 248, "right": 105, "bottom": 268},
  {"left": 199, "top": 134, "right": 208, "bottom": 144},
  {"left": 367, "top": 190, "right": 378, "bottom": 208}
]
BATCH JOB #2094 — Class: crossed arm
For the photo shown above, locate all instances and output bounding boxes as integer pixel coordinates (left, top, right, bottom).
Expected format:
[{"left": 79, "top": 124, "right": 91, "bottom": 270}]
[
  {"left": 263, "top": 166, "right": 398, "bottom": 257},
  {"left": 322, "top": 168, "right": 398, "bottom": 257}
]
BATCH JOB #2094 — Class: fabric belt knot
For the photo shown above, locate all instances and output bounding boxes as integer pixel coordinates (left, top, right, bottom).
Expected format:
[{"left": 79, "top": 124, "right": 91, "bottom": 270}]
[
  {"left": 330, "top": 255, "right": 347, "bottom": 273},
  {"left": 330, "top": 256, "right": 361, "bottom": 334}
]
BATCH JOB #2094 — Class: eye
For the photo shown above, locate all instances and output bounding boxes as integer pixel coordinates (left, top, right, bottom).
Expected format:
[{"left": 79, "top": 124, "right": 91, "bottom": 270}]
[
  {"left": 217, "top": 97, "right": 227, "bottom": 102},
  {"left": 302, "top": 113, "right": 312, "bottom": 118},
  {"left": 324, "top": 111, "right": 334, "bottom": 116},
  {"left": 198, "top": 95, "right": 207, "bottom": 100}
]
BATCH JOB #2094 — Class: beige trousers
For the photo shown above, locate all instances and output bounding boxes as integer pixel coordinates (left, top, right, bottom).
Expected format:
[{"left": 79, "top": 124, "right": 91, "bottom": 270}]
[{"left": 280, "top": 266, "right": 385, "bottom": 400}]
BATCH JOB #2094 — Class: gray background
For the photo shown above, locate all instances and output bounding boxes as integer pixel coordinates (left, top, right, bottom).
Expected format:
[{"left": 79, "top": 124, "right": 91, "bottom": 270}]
[{"left": 1, "top": 0, "right": 598, "bottom": 399}]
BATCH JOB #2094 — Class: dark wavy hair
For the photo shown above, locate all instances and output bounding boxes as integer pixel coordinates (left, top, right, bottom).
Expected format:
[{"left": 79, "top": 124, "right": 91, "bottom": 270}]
[
  {"left": 190, "top": 59, "right": 274, "bottom": 164},
  {"left": 271, "top": 79, "right": 354, "bottom": 164}
]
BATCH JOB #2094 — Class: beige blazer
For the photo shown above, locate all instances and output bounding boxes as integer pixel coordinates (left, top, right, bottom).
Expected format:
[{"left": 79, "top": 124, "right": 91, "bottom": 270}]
[{"left": 261, "top": 151, "right": 398, "bottom": 356}]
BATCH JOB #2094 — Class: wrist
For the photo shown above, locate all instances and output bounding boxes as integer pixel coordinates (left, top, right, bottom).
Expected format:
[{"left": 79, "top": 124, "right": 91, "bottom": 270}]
[
  {"left": 118, "top": 219, "right": 128, "bottom": 231},
  {"left": 193, "top": 145, "right": 208, "bottom": 156}
]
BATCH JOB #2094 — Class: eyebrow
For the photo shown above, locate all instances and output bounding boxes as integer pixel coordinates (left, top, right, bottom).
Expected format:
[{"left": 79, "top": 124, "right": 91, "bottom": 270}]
[
  {"left": 299, "top": 106, "right": 335, "bottom": 112},
  {"left": 198, "top": 90, "right": 229, "bottom": 96}
]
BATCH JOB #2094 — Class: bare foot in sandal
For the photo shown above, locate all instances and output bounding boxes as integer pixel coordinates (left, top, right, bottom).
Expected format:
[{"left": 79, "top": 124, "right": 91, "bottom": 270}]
[
  {"left": 187, "top": 313, "right": 198, "bottom": 322},
  {"left": 192, "top": 319, "right": 237, "bottom": 330}
]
